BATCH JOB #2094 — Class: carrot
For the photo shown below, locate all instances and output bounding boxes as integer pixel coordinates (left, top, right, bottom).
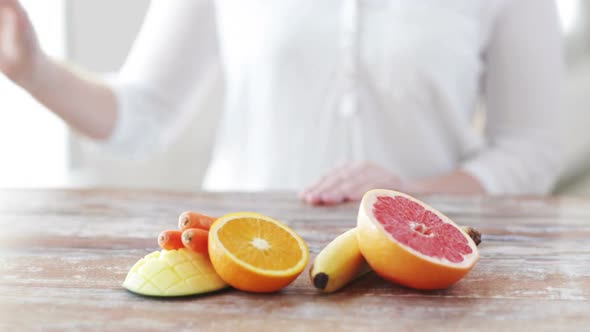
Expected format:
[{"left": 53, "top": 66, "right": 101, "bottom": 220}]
[
  {"left": 157, "top": 230, "right": 184, "bottom": 251},
  {"left": 178, "top": 211, "right": 216, "bottom": 231},
  {"left": 181, "top": 228, "right": 209, "bottom": 254}
]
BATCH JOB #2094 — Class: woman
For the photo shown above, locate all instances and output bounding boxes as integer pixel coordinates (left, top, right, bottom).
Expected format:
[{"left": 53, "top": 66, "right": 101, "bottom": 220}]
[{"left": 0, "top": 0, "right": 564, "bottom": 204}]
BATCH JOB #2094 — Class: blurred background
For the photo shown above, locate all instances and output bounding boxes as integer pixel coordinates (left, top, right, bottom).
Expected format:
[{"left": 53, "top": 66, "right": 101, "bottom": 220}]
[{"left": 1, "top": 0, "right": 589, "bottom": 194}]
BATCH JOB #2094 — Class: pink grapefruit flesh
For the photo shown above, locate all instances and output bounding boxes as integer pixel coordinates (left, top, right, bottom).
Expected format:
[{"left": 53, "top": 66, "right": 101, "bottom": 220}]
[
  {"left": 373, "top": 195, "right": 473, "bottom": 264},
  {"left": 357, "top": 189, "right": 479, "bottom": 290}
]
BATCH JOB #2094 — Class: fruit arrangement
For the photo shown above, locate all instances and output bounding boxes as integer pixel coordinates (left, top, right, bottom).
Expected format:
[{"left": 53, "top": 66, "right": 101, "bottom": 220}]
[
  {"left": 123, "top": 189, "right": 481, "bottom": 297},
  {"left": 310, "top": 189, "right": 481, "bottom": 292},
  {"left": 123, "top": 211, "right": 309, "bottom": 296}
]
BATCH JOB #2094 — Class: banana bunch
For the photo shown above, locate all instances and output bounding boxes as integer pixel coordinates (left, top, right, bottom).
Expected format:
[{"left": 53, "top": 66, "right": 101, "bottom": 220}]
[{"left": 309, "top": 226, "right": 482, "bottom": 293}]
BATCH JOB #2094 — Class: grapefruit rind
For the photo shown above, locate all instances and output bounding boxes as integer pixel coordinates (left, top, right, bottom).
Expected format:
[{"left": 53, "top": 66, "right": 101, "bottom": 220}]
[
  {"left": 357, "top": 189, "right": 479, "bottom": 290},
  {"left": 122, "top": 249, "right": 228, "bottom": 297}
]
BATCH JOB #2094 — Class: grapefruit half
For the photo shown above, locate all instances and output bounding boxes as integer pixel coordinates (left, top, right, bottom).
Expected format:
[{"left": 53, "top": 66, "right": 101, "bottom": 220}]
[{"left": 357, "top": 189, "right": 479, "bottom": 290}]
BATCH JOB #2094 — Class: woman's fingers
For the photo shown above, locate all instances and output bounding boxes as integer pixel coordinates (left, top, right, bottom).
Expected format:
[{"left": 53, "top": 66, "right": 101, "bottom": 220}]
[
  {"left": 316, "top": 167, "right": 375, "bottom": 205},
  {"left": 302, "top": 162, "right": 401, "bottom": 206},
  {"left": 0, "top": 2, "right": 13, "bottom": 51},
  {"left": 10, "top": 0, "right": 31, "bottom": 43},
  {"left": 306, "top": 163, "right": 368, "bottom": 204},
  {"left": 0, "top": 0, "right": 17, "bottom": 11},
  {"left": 0, "top": 8, "right": 17, "bottom": 70},
  {"left": 334, "top": 172, "right": 378, "bottom": 201},
  {"left": 0, "top": 0, "right": 39, "bottom": 83},
  {"left": 0, "top": 0, "right": 27, "bottom": 45},
  {"left": 302, "top": 163, "right": 359, "bottom": 205},
  {"left": 320, "top": 169, "right": 388, "bottom": 204},
  {"left": 300, "top": 164, "right": 351, "bottom": 203}
]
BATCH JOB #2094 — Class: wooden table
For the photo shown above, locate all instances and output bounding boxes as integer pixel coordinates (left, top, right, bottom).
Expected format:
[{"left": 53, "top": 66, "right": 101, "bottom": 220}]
[{"left": 1, "top": 189, "right": 589, "bottom": 331}]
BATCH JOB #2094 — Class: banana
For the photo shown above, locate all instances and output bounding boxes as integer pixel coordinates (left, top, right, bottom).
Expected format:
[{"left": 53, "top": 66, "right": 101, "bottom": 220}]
[
  {"left": 309, "top": 228, "right": 370, "bottom": 293},
  {"left": 310, "top": 226, "right": 482, "bottom": 293}
]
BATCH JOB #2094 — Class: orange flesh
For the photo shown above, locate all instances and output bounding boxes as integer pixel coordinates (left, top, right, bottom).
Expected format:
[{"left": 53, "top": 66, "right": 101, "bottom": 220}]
[{"left": 217, "top": 217, "right": 302, "bottom": 271}]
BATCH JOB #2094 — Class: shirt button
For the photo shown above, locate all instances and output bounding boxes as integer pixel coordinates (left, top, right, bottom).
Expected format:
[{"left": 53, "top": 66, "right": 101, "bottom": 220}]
[{"left": 339, "top": 93, "right": 358, "bottom": 117}]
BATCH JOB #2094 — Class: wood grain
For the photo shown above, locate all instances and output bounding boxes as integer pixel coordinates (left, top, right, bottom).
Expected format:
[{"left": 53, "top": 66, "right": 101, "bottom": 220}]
[{"left": 1, "top": 189, "right": 589, "bottom": 331}]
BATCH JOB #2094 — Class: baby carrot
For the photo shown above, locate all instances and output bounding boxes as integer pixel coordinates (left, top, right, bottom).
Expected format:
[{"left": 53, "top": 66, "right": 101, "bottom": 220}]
[
  {"left": 178, "top": 211, "right": 216, "bottom": 231},
  {"left": 181, "top": 228, "right": 209, "bottom": 254},
  {"left": 157, "top": 230, "right": 184, "bottom": 251}
]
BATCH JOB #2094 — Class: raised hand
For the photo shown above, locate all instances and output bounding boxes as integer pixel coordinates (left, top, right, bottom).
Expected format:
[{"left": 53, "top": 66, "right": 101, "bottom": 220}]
[{"left": 0, "top": 0, "right": 44, "bottom": 87}]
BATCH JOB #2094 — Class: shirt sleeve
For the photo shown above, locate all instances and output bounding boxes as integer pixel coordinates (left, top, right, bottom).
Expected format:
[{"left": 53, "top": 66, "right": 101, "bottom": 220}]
[
  {"left": 461, "top": 0, "right": 565, "bottom": 195},
  {"left": 102, "top": 0, "right": 221, "bottom": 157}
]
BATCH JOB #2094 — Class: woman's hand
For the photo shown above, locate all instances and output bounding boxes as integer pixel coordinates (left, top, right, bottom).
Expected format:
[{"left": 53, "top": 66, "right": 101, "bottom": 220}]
[
  {"left": 300, "top": 162, "right": 402, "bottom": 206},
  {"left": 0, "top": 0, "right": 44, "bottom": 88},
  {"left": 0, "top": 0, "right": 118, "bottom": 140}
]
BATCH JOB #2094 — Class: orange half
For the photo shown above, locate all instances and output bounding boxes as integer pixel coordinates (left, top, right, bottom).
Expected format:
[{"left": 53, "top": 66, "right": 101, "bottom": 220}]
[{"left": 208, "top": 212, "right": 309, "bottom": 293}]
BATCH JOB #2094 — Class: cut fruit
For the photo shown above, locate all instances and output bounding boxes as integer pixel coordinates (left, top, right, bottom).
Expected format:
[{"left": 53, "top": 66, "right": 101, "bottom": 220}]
[
  {"left": 356, "top": 189, "right": 479, "bottom": 290},
  {"left": 122, "top": 249, "right": 228, "bottom": 297},
  {"left": 208, "top": 212, "right": 309, "bottom": 293}
]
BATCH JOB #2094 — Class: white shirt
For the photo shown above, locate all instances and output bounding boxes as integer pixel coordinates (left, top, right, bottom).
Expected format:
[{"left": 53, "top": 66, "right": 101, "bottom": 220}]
[{"left": 105, "top": 0, "right": 564, "bottom": 194}]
